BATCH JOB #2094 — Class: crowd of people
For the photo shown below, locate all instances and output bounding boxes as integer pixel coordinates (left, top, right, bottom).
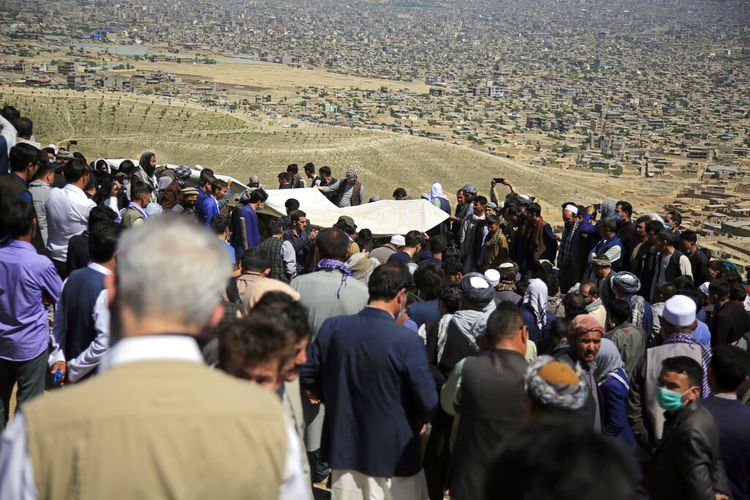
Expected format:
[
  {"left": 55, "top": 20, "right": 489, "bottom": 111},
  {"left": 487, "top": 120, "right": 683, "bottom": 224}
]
[{"left": 0, "top": 104, "right": 749, "bottom": 500}]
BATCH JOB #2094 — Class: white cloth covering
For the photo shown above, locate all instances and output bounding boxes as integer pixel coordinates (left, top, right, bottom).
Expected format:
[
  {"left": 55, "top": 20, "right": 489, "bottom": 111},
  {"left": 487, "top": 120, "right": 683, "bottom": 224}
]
[{"left": 331, "top": 469, "right": 428, "bottom": 500}]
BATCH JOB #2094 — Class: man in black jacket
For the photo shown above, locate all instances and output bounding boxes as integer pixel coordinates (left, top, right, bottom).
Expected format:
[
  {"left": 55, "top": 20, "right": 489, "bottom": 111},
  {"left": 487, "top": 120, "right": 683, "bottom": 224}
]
[
  {"left": 646, "top": 356, "right": 730, "bottom": 500},
  {"left": 708, "top": 279, "right": 750, "bottom": 346},
  {"left": 440, "top": 302, "right": 531, "bottom": 500}
]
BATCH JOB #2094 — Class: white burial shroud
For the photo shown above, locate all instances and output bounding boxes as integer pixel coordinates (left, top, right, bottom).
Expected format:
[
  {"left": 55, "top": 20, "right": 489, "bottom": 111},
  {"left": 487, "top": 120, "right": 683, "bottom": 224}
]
[{"left": 259, "top": 188, "right": 449, "bottom": 237}]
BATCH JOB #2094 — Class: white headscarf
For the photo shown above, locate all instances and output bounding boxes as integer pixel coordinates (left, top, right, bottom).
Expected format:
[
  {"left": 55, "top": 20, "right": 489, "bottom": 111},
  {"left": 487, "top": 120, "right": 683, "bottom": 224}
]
[
  {"left": 523, "top": 278, "right": 549, "bottom": 331},
  {"left": 428, "top": 182, "right": 449, "bottom": 202}
]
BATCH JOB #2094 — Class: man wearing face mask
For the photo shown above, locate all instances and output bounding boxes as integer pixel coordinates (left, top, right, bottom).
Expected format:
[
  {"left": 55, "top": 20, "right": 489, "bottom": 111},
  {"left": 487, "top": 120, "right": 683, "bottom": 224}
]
[
  {"left": 646, "top": 356, "right": 731, "bottom": 500},
  {"left": 300, "top": 261, "right": 437, "bottom": 500},
  {"left": 628, "top": 295, "right": 710, "bottom": 458}
]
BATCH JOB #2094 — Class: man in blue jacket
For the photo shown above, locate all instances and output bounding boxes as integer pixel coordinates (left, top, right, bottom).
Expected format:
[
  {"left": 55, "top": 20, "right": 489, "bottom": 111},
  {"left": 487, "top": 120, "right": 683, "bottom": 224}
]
[{"left": 301, "top": 261, "right": 437, "bottom": 499}]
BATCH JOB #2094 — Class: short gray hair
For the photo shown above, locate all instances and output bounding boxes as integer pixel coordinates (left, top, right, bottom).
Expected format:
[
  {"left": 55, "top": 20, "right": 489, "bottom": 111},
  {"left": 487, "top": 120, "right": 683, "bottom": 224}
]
[{"left": 116, "top": 215, "right": 231, "bottom": 328}]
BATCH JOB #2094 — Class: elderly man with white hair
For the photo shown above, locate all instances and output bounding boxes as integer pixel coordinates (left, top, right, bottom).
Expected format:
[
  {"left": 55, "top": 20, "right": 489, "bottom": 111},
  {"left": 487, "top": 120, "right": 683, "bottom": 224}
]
[{"left": 0, "top": 216, "right": 308, "bottom": 500}]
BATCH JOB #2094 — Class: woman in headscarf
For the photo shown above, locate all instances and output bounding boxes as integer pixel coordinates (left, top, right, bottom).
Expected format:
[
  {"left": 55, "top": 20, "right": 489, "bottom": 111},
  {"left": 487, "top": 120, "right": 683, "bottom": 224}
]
[
  {"left": 135, "top": 151, "right": 159, "bottom": 201},
  {"left": 427, "top": 182, "right": 451, "bottom": 237},
  {"left": 595, "top": 338, "right": 634, "bottom": 447},
  {"left": 520, "top": 278, "right": 555, "bottom": 342}
]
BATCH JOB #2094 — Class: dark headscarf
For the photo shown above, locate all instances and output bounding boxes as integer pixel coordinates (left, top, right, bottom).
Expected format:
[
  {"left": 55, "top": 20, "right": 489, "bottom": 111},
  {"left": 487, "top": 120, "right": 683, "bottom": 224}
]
[{"left": 139, "top": 151, "right": 156, "bottom": 177}]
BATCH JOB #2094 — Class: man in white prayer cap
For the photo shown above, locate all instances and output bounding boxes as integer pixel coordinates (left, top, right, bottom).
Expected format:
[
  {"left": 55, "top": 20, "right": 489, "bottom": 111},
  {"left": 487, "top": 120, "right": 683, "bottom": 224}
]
[{"left": 557, "top": 201, "right": 587, "bottom": 292}]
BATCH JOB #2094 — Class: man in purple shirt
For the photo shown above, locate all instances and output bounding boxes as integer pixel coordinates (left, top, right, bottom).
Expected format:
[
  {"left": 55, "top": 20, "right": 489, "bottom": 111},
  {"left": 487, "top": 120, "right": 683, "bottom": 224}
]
[{"left": 0, "top": 200, "right": 62, "bottom": 426}]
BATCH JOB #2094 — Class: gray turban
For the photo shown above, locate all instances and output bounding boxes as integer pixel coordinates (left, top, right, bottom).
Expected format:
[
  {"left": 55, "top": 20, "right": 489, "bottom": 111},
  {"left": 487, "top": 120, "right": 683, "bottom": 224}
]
[
  {"left": 459, "top": 273, "right": 494, "bottom": 309},
  {"left": 525, "top": 355, "right": 589, "bottom": 411},
  {"left": 610, "top": 272, "right": 641, "bottom": 295}
]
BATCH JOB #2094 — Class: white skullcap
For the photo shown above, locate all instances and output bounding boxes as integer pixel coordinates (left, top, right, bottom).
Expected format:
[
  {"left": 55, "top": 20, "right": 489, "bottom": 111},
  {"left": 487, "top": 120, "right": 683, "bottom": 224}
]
[
  {"left": 699, "top": 282, "right": 710, "bottom": 295},
  {"left": 484, "top": 269, "right": 500, "bottom": 287},
  {"left": 499, "top": 262, "right": 515, "bottom": 269},
  {"left": 469, "top": 276, "right": 490, "bottom": 289},
  {"left": 564, "top": 204, "right": 579, "bottom": 215},
  {"left": 390, "top": 235, "right": 406, "bottom": 246},
  {"left": 662, "top": 295, "right": 696, "bottom": 328}
]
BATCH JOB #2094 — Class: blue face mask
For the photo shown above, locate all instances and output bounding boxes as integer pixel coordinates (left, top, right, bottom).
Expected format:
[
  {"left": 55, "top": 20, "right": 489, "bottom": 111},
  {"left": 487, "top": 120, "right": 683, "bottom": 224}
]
[
  {"left": 656, "top": 386, "right": 695, "bottom": 412},
  {"left": 614, "top": 212, "right": 622, "bottom": 221}
]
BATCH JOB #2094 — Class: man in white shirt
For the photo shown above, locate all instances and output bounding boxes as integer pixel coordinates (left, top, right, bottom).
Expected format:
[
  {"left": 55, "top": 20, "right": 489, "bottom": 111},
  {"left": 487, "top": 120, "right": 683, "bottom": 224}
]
[
  {"left": 0, "top": 216, "right": 309, "bottom": 500},
  {"left": 45, "top": 159, "right": 96, "bottom": 277}
]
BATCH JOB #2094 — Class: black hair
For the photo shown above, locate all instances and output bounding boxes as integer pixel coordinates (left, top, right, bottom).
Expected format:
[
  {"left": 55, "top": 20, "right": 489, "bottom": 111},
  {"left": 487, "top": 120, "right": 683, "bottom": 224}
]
[
  {"left": 443, "top": 257, "right": 463, "bottom": 277},
  {"left": 609, "top": 299, "right": 631, "bottom": 325},
  {"left": 85, "top": 204, "right": 116, "bottom": 229},
  {"left": 88, "top": 220, "right": 121, "bottom": 263},
  {"left": 597, "top": 217, "right": 617, "bottom": 233},
  {"left": 709, "top": 279, "right": 730, "bottom": 300},
  {"left": 267, "top": 218, "right": 284, "bottom": 236},
  {"left": 277, "top": 172, "right": 291, "bottom": 182},
  {"left": 251, "top": 292, "right": 311, "bottom": 342},
  {"left": 210, "top": 179, "right": 227, "bottom": 193},
  {"left": 9, "top": 143, "right": 40, "bottom": 173},
  {"left": 562, "top": 292, "right": 587, "bottom": 320},
  {"left": 241, "top": 248, "right": 271, "bottom": 273},
  {"left": 645, "top": 220, "right": 663, "bottom": 235},
  {"left": 710, "top": 344, "right": 750, "bottom": 393},
  {"left": 662, "top": 356, "right": 703, "bottom": 389},
  {"left": 413, "top": 264, "right": 446, "bottom": 300},
  {"left": 392, "top": 187, "right": 407, "bottom": 198},
  {"left": 2, "top": 200, "right": 35, "bottom": 238},
  {"left": 250, "top": 188, "right": 268, "bottom": 203},
  {"left": 615, "top": 201, "right": 632, "bottom": 217},
  {"left": 550, "top": 317, "right": 571, "bottom": 340},
  {"left": 485, "top": 302, "right": 524, "bottom": 344},
  {"left": 667, "top": 210, "right": 682, "bottom": 226},
  {"left": 486, "top": 215, "right": 500, "bottom": 226},
  {"left": 656, "top": 282, "right": 677, "bottom": 301},
  {"left": 635, "top": 215, "right": 651, "bottom": 225},
  {"left": 368, "top": 261, "right": 414, "bottom": 302},
  {"left": 526, "top": 203, "right": 541, "bottom": 217},
  {"left": 316, "top": 227, "right": 349, "bottom": 261},
  {"left": 485, "top": 419, "right": 639, "bottom": 500},
  {"left": 286, "top": 163, "right": 299, "bottom": 175},
  {"left": 32, "top": 161, "right": 56, "bottom": 181},
  {"left": 198, "top": 168, "right": 214, "bottom": 185},
  {"left": 285, "top": 198, "right": 300, "bottom": 212},
  {"left": 218, "top": 316, "right": 293, "bottom": 370},
  {"left": 118, "top": 160, "right": 136, "bottom": 176},
  {"left": 303, "top": 162, "right": 315, "bottom": 174},
  {"left": 474, "top": 195, "right": 488, "bottom": 207},
  {"left": 0, "top": 104, "right": 20, "bottom": 126},
  {"left": 404, "top": 230, "right": 424, "bottom": 248},
  {"left": 289, "top": 209, "right": 306, "bottom": 223},
  {"left": 439, "top": 285, "right": 462, "bottom": 314},
  {"left": 671, "top": 275, "right": 696, "bottom": 294},
  {"left": 657, "top": 230, "right": 679, "bottom": 248},
  {"left": 210, "top": 214, "right": 230, "bottom": 235},
  {"left": 15, "top": 117, "right": 32, "bottom": 138},
  {"left": 679, "top": 229, "right": 698, "bottom": 244},
  {"left": 319, "top": 166, "right": 332, "bottom": 177},
  {"left": 355, "top": 228, "right": 373, "bottom": 253},
  {"left": 429, "top": 235, "right": 447, "bottom": 255},
  {"left": 63, "top": 158, "right": 90, "bottom": 183},
  {"left": 730, "top": 282, "right": 747, "bottom": 302},
  {"left": 130, "top": 182, "right": 151, "bottom": 201}
]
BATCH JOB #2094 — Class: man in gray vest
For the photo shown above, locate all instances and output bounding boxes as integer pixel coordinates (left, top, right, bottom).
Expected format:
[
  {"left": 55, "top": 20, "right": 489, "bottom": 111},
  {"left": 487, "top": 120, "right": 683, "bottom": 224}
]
[{"left": 440, "top": 302, "right": 531, "bottom": 500}]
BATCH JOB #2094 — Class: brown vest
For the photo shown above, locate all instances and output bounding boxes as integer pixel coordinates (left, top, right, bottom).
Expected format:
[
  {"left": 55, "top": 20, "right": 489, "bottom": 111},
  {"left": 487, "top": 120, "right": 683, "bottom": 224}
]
[
  {"left": 335, "top": 180, "right": 362, "bottom": 206},
  {"left": 24, "top": 361, "right": 287, "bottom": 500}
]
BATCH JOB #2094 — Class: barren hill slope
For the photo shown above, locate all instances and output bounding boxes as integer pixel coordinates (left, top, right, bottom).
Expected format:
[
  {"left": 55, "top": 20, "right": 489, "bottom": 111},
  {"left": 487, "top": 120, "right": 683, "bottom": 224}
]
[{"left": 2, "top": 87, "right": 683, "bottom": 224}]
